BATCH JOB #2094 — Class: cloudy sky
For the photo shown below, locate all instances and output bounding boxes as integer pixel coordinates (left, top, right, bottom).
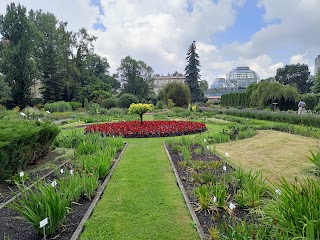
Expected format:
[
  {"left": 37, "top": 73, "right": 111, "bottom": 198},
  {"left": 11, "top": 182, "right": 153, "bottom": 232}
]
[{"left": 1, "top": 0, "right": 320, "bottom": 85}]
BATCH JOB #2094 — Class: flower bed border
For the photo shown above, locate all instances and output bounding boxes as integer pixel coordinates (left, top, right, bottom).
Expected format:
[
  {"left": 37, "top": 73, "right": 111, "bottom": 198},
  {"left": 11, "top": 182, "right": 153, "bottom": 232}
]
[{"left": 163, "top": 142, "right": 208, "bottom": 240}]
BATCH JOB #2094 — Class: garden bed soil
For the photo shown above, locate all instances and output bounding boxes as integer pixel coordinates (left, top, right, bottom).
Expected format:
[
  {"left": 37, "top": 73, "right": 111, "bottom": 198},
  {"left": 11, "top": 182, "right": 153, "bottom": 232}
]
[
  {"left": 166, "top": 144, "right": 250, "bottom": 236},
  {"left": 0, "top": 146, "right": 124, "bottom": 240},
  {"left": 0, "top": 149, "right": 65, "bottom": 204}
]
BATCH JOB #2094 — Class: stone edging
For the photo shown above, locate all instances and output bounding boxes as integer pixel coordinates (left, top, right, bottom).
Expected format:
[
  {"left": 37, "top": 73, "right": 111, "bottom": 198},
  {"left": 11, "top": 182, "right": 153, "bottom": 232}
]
[
  {"left": 70, "top": 142, "right": 128, "bottom": 240},
  {"left": 163, "top": 142, "right": 208, "bottom": 240}
]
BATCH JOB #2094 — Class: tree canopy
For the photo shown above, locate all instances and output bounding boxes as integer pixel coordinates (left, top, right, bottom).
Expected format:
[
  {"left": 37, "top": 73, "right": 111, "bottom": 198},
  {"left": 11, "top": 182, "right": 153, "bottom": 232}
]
[
  {"left": 117, "top": 56, "right": 154, "bottom": 101},
  {"left": 250, "top": 81, "right": 300, "bottom": 110},
  {"left": 0, "top": 3, "right": 120, "bottom": 108},
  {"left": 312, "top": 72, "right": 320, "bottom": 94},
  {"left": 159, "top": 82, "right": 190, "bottom": 108},
  {"left": 275, "top": 63, "right": 312, "bottom": 94},
  {"left": 128, "top": 103, "right": 154, "bottom": 124},
  {"left": 185, "top": 41, "right": 203, "bottom": 102}
]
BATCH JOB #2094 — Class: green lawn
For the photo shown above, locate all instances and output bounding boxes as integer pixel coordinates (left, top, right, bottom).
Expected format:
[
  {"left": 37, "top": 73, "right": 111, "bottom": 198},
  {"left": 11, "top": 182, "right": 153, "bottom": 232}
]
[{"left": 80, "top": 137, "right": 199, "bottom": 240}]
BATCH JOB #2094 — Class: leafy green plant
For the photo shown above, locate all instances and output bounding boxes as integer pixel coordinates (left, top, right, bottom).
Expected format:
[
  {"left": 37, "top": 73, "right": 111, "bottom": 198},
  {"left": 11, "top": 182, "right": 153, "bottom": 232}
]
[
  {"left": 209, "top": 182, "right": 230, "bottom": 208},
  {"left": 195, "top": 184, "right": 213, "bottom": 212},
  {"left": 307, "top": 149, "right": 320, "bottom": 175},
  {"left": 263, "top": 177, "right": 320, "bottom": 238},
  {"left": 9, "top": 180, "right": 71, "bottom": 236},
  {"left": 180, "top": 146, "right": 192, "bottom": 162},
  {"left": 194, "top": 146, "right": 203, "bottom": 156},
  {"left": 82, "top": 171, "right": 100, "bottom": 200}
]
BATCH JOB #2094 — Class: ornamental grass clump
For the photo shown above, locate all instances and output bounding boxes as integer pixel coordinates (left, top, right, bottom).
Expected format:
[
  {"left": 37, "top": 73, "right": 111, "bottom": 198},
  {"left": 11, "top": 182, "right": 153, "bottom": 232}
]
[
  {"left": 307, "top": 149, "right": 320, "bottom": 175},
  {"left": 263, "top": 177, "right": 320, "bottom": 239},
  {"left": 128, "top": 103, "right": 154, "bottom": 125},
  {"left": 9, "top": 180, "right": 71, "bottom": 236}
]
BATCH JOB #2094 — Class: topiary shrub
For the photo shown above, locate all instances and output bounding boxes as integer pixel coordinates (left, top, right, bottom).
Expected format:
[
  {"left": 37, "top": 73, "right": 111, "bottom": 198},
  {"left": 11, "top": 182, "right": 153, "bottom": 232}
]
[
  {"left": 44, "top": 101, "right": 72, "bottom": 112},
  {"left": 118, "top": 93, "right": 139, "bottom": 109}
]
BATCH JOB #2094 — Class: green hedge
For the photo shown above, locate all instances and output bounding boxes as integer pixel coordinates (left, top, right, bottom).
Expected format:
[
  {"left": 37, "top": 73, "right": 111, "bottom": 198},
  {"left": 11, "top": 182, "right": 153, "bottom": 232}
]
[
  {"left": 44, "top": 101, "right": 72, "bottom": 112},
  {"left": 216, "top": 109, "right": 320, "bottom": 128},
  {"left": 0, "top": 120, "right": 60, "bottom": 182},
  {"left": 221, "top": 92, "right": 250, "bottom": 108}
]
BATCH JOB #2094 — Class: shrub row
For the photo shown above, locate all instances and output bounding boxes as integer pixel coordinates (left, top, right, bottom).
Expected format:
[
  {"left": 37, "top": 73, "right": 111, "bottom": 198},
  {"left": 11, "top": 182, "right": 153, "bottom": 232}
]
[
  {"left": 216, "top": 109, "right": 320, "bottom": 128},
  {"left": 221, "top": 92, "right": 251, "bottom": 108},
  {"left": 0, "top": 120, "right": 60, "bottom": 182}
]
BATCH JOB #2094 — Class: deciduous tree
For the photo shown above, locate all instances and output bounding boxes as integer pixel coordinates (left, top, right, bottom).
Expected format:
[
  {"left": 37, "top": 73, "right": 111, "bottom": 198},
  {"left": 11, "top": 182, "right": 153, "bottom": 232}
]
[
  {"left": 117, "top": 56, "right": 154, "bottom": 101},
  {"left": 128, "top": 103, "right": 154, "bottom": 124},
  {"left": 275, "top": 64, "right": 312, "bottom": 93},
  {"left": 159, "top": 82, "right": 190, "bottom": 108}
]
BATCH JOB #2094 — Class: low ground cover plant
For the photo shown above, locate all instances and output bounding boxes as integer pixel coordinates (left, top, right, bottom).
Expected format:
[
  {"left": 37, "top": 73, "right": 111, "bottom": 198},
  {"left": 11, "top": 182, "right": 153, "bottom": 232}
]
[{"left": 84, "top": 120, "right": 207, "bottom": 138}]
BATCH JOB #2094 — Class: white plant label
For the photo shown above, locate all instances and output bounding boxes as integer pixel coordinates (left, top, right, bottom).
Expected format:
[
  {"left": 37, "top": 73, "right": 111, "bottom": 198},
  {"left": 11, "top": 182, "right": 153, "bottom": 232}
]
[
  {"left": 276, "top": 189, "right": 281, "bottom": 195},
  {"left": 213, "top": 196, "right": 217, "bottom": 203},
  {"left": 225, "top": 152, "right": 229, "bottom": 157},
  {"left": 39, "top": 218, "right": 48, "bottom": 228},
  {"left": 60, "top": 169, "right": 64, "bottom": 174},
  {"left": 204, "top": 139, "right": 207, "bottom": 142},
  {"left": 207, "top": 146, "right": 210, "bottom": 150},
  {"left": 19, "top": 171, "right": 24, "bottom": 177},
  {"left": 70, "top": 169, "right": 74, "bottom": 175},
  {"left": 223, "top": 165, "right": 227, "bottom": 171},
  {"left": 46, "top": 110, "right": 51, "bottom": 114},
  {"left": 51, "top": 180, "right": 57, "bottom": 187},
  {"left": 229, "top": 202, "right": 236, "bottom": 210},
  {"left": 20, "top": 112, "right": 26, "bottom": 117}
]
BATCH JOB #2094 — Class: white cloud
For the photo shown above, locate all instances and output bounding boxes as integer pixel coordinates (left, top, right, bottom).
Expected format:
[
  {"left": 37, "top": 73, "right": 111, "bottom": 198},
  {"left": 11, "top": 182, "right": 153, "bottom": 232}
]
[{"left": 1, "top": 0, "right": 320, "bottom": 87}]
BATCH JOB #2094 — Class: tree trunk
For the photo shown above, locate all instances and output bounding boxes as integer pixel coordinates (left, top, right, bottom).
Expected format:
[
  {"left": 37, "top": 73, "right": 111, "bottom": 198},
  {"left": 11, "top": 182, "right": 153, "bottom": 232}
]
[{"left": 140, "top": 114, "right": 143, "bottom": 125}]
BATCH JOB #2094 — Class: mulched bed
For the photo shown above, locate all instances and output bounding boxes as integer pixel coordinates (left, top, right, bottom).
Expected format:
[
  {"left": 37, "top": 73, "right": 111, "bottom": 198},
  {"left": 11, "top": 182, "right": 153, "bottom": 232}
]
[
  {"left": 166, "top": 144, "right": 249, "bottom": 235},
  {"left": 0, "top": 149, "right": 122, "bottom": 240}
]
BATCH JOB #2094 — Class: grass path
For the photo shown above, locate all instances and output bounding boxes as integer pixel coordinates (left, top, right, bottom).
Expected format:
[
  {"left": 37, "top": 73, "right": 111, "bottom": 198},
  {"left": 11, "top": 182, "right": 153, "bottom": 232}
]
[{"left": 80, "top": 137, "right": 199, "bottom": 240}]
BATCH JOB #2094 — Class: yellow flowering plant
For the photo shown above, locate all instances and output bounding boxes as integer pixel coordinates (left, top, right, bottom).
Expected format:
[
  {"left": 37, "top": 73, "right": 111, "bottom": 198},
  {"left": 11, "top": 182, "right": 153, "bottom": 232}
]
[{"left": 128, "top": 103, "right": 154, "bottom": 124}]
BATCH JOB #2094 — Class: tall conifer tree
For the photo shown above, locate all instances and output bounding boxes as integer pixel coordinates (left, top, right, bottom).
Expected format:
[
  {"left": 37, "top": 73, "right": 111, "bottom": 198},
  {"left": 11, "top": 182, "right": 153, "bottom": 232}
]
[{"left": 185, "top": 41, "right": 203, "bottom": 102}]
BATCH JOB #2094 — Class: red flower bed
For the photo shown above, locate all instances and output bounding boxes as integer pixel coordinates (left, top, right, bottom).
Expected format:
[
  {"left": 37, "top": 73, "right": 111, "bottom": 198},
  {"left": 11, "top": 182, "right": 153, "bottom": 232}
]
[{"left": 84, "top": 120, "right": 207, "bottom": 138}]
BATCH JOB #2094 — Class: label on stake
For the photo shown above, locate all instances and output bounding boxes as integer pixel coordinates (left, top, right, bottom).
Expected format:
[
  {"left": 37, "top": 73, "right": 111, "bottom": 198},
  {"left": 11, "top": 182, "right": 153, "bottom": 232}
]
[
  {"left": 223, "top": 165, "right": 227, "bottom": 171},
  {"left": 39, "top": 218, "right": 48, "bottom": 228},
  {"left": 51, "top": 180, "right": 57, "bottom": 187},
  {"left": 229, "top": 202, "right": 236, "bottom": 210},
  {"left": 213, "top": 196, "right": 217, "bottom": 203},
  {"left": 20, "top": 172, "right": 24, "bottom": 177},
  {"left": 70, "top": 169, "right": 74, "bottom": 175},
  {"left": 225, "top": 152, "right": 229, "bottom": 157}
]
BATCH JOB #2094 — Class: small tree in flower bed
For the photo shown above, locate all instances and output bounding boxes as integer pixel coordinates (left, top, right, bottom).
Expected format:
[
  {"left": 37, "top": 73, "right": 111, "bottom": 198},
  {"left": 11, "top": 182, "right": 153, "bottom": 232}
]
[
  {"left": 85, "top": 120, "right": 207, "bottom": 138},
  {"left": 128, "top": 103, "right": 154, "bottom": 125}
]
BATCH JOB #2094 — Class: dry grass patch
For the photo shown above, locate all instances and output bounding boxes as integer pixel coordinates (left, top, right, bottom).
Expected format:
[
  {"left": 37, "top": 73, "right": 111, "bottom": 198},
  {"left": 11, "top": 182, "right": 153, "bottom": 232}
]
[{"left": 215, "top": 130, "right": 319, "bottom": 185}]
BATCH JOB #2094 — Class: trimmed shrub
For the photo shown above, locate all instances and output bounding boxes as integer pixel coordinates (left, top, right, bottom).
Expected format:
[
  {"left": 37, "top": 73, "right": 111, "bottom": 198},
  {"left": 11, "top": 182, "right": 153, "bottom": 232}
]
[
  {"left": 44, "top": 101, "right": 72, "bottom": 112},
  {"left": 101, "top": 97, "right": 118, "bottom": 109},
  {"left": 68, "top": 101, "right": 82, "bottom": 110},
  {"left": 0, "top": 120, "right": 60, "bottom": 182},
  {"left": 118, "top": 93, "right": 139, "bottom": 109}
]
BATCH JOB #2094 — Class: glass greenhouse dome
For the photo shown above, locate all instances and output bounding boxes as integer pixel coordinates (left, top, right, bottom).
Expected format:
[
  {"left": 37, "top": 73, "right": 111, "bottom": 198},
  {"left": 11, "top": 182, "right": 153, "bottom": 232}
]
[{"left": 227, "top": 66, "right": 260, "bottom": 90}]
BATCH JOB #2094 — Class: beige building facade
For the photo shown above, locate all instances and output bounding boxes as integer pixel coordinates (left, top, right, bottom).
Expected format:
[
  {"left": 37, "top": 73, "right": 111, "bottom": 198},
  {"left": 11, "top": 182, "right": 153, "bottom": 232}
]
[{"left": 153, "top": 75, "right": 186, "bottom": 94}]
